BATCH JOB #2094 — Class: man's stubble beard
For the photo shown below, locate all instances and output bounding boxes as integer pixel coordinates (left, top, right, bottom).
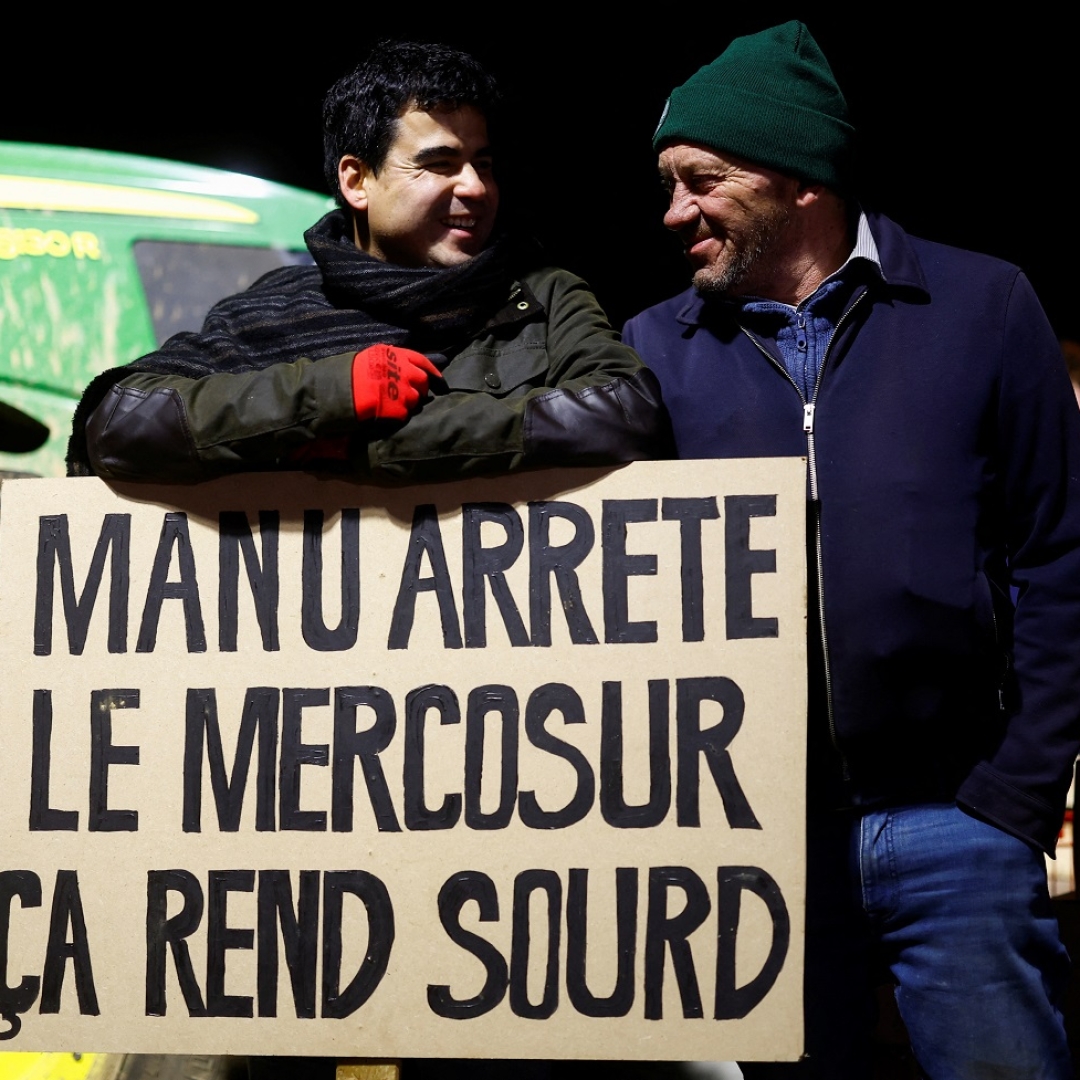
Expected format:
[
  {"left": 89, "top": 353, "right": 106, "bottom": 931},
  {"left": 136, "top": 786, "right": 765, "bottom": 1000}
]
[{"left": 692, "top": 201, "right": 793, "bottom": 298}]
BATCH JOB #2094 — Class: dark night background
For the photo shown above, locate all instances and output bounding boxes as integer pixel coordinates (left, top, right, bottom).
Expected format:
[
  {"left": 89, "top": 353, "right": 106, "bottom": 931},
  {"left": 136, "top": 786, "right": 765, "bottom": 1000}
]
[{"left": 6, "top": 9, "right": 1077, "bottom": 340}]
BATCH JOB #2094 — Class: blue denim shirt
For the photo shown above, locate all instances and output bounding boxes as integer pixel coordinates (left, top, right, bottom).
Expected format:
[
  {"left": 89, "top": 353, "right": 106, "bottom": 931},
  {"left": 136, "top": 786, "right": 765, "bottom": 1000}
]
[{"left": 734, "top": 212, "right": 883, "bottom": 400}]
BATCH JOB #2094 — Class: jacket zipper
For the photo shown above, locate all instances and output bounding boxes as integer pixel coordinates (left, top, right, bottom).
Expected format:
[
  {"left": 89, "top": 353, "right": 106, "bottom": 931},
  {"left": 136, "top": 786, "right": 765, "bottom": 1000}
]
[{"left": 737, "top": 290, "right": 868, "bottom": 770}]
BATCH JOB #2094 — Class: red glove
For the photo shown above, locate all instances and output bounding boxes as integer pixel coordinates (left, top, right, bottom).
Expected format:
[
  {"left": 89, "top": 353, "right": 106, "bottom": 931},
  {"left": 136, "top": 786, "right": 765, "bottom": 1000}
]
[{"left": 351, "top": 344, "right": 441, "bottom": 422}]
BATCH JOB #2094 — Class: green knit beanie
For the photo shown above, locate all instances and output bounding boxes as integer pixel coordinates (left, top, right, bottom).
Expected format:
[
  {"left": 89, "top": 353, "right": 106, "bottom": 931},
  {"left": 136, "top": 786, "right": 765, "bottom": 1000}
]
[{"left": 653, "top": 21, "right": 855, "bottom": 191}]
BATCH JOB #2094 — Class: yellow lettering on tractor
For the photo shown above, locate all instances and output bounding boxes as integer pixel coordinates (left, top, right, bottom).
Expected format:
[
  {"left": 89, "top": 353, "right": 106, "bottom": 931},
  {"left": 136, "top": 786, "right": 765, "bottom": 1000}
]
[{"left": 0, "top": 229, "right": 102, "bottom": 261}]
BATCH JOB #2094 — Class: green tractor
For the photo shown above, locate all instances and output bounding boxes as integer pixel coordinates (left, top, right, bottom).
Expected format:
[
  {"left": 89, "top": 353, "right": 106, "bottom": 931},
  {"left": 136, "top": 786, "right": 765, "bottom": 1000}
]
[{"left": 0, "top": 142, "right": 333, "bottom": 478}]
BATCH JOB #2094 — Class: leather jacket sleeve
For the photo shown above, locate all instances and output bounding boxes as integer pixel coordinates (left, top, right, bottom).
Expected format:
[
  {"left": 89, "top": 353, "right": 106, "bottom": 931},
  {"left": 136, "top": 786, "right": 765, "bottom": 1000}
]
[
  {"left": 82, "top": 352, "right": 358, "bottom": 481},
  {"left": 80, "top": 268, "right": 672, "bottom": 482}
]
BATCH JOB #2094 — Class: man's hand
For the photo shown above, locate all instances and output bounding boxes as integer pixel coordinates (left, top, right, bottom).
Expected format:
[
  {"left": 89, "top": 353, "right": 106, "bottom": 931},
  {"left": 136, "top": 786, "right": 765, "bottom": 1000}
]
[{"left": 352, "top": 344, "right": 442, "bottom": 422}]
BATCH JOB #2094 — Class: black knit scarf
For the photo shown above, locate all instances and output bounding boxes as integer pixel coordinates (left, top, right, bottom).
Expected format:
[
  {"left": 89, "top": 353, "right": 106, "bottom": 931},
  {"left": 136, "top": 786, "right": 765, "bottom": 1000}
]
[{"left": 309, "top": 211, "right": 516, "bottom": 348}]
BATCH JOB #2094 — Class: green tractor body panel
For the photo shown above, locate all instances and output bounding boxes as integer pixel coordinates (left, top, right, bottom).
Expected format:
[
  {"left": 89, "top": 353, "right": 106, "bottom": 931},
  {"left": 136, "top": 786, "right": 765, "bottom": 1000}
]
[{"left": 0, "top": 142, "right": 334, "bottom": 476}]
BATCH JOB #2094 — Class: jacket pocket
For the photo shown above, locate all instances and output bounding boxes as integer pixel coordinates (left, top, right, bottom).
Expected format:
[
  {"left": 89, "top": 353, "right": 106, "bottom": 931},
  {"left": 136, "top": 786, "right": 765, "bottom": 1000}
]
[
  {"left": 973, "top": 568, "right": 1011, "bottom": 713},
  {"left": 441, "top": 344, "right": 550, "bottom": 397}
]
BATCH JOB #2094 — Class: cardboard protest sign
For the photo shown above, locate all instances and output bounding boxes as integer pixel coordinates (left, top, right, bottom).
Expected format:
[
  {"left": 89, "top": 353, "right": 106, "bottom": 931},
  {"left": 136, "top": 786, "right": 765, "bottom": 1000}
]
[{"left": 0, "top": 460, "right": 806, "bottom": 1061}]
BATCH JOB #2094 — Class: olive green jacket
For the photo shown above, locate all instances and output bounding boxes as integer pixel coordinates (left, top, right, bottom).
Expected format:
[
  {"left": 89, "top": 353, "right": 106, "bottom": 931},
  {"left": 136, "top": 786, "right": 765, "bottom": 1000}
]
[{"left": 77, "top": 267, "right": 670, "bottom": 482}]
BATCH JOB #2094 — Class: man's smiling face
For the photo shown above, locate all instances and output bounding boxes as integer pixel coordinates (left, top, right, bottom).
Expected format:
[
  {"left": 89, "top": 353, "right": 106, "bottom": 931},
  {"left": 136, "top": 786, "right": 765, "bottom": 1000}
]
[
  {"left": 341, "top": 104, "right": 498, "bottom": 268},
  {"left": 659, "top": 142, "right": 800, "bottom": 299}
]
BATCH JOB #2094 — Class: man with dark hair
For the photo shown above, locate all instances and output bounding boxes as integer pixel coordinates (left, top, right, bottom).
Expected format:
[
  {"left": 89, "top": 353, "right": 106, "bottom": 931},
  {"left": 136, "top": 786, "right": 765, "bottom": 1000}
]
[
  {"left": 320, "top": 40, "right": 500, "bottom": 207},
  {"left": 67, "top": 40, "right": 668, "bottom": 480},
  {"left": 624, "top": 21, "right": 1080, "bottom": 1079}
]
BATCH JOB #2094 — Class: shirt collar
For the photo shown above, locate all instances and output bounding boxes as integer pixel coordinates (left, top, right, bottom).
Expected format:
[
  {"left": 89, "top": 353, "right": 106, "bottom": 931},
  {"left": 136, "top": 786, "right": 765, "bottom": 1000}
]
[
  {"left": 833, "top": 209, "right": 882, "bottom": 280},
  {"left": 787, "top": 208, "right": 883, "bottom": 303}
]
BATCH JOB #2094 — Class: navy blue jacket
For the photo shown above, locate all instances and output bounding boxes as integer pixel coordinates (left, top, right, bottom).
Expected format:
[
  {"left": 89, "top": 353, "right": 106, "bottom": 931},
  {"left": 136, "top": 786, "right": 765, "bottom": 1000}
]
[{"left": 624, "top": 212, "right": 1080, "bottom": 854}]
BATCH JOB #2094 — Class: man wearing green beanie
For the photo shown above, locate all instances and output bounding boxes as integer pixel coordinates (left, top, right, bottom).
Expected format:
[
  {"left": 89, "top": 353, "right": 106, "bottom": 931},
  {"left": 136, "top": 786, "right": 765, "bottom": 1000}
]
[{"left": 625, "top": 20, "right": 1080, "bottom": 1079}]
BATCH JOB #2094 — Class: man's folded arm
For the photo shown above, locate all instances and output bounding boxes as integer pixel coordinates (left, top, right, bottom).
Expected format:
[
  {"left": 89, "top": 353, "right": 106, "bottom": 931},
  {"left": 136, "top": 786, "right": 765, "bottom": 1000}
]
[
  {"left": 80, "top": 354, "right": 359, "bottom": 482},
  {"left": 362, "top": 270, "right": 674, "bottom": 479},
  {"left": 76, "top": 272, "right": 674, "bottom": 483}
]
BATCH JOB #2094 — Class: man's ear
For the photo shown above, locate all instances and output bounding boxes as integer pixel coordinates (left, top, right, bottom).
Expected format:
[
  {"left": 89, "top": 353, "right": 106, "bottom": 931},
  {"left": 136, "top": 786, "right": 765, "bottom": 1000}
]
[
  {"left": 794, "top": 182, "right": 825, "bottom": 208},
  {"left": 338, "top": 155, "right": 371, "bottom": 212}
]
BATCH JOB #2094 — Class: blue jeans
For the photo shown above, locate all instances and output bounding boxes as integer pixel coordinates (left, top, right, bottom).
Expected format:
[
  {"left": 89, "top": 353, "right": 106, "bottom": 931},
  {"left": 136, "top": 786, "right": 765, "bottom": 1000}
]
[{"left": 741, "top": 803, "right": 1072, "bottom": 1080}]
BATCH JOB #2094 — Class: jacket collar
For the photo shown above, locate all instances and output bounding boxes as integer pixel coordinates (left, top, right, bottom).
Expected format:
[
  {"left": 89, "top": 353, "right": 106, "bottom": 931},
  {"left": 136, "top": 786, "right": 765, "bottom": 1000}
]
[{"left": 864, "top": 210, "right": 929, "bottom": 294}]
